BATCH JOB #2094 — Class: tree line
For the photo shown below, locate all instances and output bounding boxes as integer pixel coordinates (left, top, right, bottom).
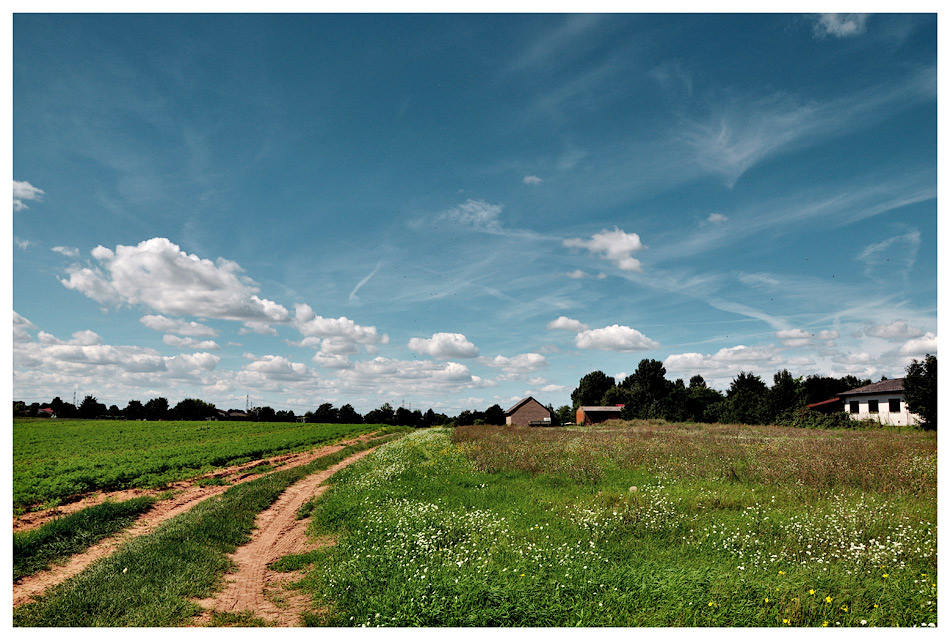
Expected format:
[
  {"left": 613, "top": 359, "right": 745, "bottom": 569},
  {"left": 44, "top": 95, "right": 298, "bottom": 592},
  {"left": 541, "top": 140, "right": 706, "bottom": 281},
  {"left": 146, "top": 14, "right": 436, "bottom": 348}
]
[{"left": 569, "top": 354, "right": 937, "bottom": 430}]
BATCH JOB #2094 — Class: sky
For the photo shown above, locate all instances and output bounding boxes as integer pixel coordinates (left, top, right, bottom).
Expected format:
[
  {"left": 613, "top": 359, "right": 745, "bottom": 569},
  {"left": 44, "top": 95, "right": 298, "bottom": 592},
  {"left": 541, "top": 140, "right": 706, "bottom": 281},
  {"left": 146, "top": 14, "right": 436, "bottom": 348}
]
[{"left": 9, "top": 11, "right": 939, "bottom": 416}]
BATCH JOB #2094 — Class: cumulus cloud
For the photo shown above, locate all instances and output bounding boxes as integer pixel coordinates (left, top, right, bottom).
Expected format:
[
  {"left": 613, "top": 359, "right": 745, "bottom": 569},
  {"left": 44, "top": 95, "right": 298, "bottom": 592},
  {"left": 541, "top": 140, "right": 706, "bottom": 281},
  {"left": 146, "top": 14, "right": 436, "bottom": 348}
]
[
  {"left": 409, "top": 332, "right": 480, "bottom": 359},
  {"left": 334, "top": 357, "right": 490, "bottom": 397},
  {"left": 523, "top": 175, "right": 543, "bottom": 185},
  {"left": 899, "top": 332, "right": 937, "bottom": 357},
  {"left": 293, "top": 303, "right": 387, "bottom": 351},
  {"left": 59, "top": 238, "right": 290, "bottom": 328},
  {"left": 163, "top": 335, "right": 221, "bottom": 351},
  {"left": 242, "top": 354, "right": 311, "bottom": 381},
  {"left": 52, "top": 246, "right": 80, "bottom": 258},
  {"left": 813, "top": 14, "right": 869, "bottom": 39},
  {"left": 664, "top": 344, "right": 788, "bottom": 386},
  {"left": 777, "top": 328, "right": 840, "bottom": 348},
  {"left": 140, "top": 314, "right": 218, "bottom": 337},
  {"left": 546, "top": 316, "right": 589, "bottom": 332},
  {"left": 480, "top": 353, "right": 548, "bottom": 374},
  {"left": 563, "top": 227, "right": 646, "bottom": 272},
  {"left": 574, "top": 324, "right": 659, "bottom": 351},
  {"left": 864, "top": 321, "right": 925, "bottom": 340},
  {"left": 13, "top": 180, "right": 44, "bottom": 211}
]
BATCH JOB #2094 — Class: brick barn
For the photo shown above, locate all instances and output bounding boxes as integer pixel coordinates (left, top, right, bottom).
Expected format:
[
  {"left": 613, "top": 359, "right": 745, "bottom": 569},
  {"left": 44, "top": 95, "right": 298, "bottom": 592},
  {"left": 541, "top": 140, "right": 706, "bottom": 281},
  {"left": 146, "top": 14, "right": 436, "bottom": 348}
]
[{"left": 505, "top": 397, "right": 552, "bottom": 426}]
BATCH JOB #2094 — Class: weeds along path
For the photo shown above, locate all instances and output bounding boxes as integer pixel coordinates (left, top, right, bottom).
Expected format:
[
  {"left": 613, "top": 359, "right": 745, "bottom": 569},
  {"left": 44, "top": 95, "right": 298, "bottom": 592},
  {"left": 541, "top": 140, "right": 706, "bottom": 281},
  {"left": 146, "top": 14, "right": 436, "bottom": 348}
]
[
  {"left": 191, "top": 447, "right": 378, "bottom": 627},
  {"left": 12, "top": 436, "right": 375, "bottom": 608}
]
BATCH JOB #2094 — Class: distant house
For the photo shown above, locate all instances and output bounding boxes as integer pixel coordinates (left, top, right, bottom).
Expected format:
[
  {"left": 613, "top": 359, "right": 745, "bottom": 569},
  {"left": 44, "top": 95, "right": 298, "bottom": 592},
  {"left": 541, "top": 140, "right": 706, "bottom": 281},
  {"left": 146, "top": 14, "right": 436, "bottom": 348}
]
[
  {"left": 505, "top": 397, "right": 552, "bottom": 426},
  {"left": 576, "top": 405, "right": 624, "bottom": 425},
  {"left": 37, "top": 407, "right": 55, "bottom": 418},
  {"left": 838, "top": 378, "right": 919, "bottom": 426}
]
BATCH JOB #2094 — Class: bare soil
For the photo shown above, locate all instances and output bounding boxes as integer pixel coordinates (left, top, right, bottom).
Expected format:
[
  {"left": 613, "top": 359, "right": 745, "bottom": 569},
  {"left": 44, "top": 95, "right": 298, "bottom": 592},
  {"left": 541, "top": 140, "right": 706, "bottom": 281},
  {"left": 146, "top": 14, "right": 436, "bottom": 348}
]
[
  {"left": 190, "top": 447, "right": 378, "bottom": 626},
  {"left": 12, "top": 434, "right": 379, "bottom": 609}
]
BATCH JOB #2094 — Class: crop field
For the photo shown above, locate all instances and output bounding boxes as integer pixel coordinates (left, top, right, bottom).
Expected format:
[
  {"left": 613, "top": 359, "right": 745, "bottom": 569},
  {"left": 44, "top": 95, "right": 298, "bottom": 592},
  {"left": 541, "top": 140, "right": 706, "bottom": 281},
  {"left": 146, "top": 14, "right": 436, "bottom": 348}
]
[
  {"left": 293, "top": 423, "right": 937, "bottom": 627},
  {"left": 13, "top": 418, "right": 379, "bottom": 511},
  {"left": 11, "top": 420, "right": 938, "bottom": 627}
]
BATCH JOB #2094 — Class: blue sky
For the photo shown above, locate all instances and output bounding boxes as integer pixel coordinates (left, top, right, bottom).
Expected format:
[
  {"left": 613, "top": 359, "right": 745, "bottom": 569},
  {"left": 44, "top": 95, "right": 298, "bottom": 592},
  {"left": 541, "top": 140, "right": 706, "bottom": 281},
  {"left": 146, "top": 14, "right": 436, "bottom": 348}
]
[{"left": 11, "top": 12, "right": 938, "bottom": 415}]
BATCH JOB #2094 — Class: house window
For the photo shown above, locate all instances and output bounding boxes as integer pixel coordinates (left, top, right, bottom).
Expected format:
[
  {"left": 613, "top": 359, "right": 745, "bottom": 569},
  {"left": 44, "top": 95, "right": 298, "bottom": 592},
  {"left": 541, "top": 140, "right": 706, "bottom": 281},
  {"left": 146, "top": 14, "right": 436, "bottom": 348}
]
[
  {"left": 868, "top": 399, "right": 879, "bottom": 414},
  {"left": 849, "top": 401, "right": 859, "bottom": 414},
  {"left": 889, "top": 399, "right": 901, "bottom": 413}
]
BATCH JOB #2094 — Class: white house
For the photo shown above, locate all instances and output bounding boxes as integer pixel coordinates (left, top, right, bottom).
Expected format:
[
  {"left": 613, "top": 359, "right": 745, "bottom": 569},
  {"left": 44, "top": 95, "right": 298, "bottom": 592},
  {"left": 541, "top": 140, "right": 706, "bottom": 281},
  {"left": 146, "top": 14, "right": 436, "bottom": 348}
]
[{"left": 837, "top": 378, "right": 919, "bottom": 426}]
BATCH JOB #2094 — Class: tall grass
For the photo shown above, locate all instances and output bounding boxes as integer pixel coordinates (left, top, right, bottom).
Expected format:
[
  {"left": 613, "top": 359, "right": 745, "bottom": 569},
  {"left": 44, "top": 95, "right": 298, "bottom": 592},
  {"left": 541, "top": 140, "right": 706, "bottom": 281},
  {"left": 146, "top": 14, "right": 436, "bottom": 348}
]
[{"left": 293, "top": 424, "right": 936, "bottom": 627}]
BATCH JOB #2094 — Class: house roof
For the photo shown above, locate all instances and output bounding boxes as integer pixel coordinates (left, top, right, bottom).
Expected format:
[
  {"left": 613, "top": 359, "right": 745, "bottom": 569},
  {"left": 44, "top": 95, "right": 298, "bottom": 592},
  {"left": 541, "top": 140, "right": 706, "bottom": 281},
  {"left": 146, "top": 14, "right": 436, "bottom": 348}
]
[
  {"left": 579, "top": 405, "right": 623, "bottom": 412},
  {"left": 505, "top": 396, "right": 543, "bottom": 415},
  {"left": 838, "top": 378, "right": 905, "bottom": 397},
  {"left": 807, "top": 397, "right": 843, "bottom": 409}
]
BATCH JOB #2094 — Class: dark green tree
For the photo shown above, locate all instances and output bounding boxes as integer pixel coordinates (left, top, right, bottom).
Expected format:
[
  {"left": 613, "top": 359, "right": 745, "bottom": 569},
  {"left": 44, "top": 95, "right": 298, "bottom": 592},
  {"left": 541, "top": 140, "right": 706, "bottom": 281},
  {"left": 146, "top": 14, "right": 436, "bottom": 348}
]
[
  {"left": 174, "top": 398, "right": 217, "bottom": 421},
  {"left": 904, "top": 354, "right": 937, "bottom": 430},
  {"left": 123, "top": 400, "right": 145, "bottom": 420},
  {"left": 619, "top": 359, "right": 673, "bottom": 420},
  {"left": 768, "top": 369, "right": 804, "bottom": 422},
  {"left": 365, "top": 402, "right": 395, "bottom": 425},
  {"left": 144, "top": 397, "right": 170, "bottom": 421},
  {"left": 312, "top": 403, "right": 339, "bottom": 423},
  {"left": 338, "top": 404, "right": 363, "bottom": 424},
  {"left": 78, "top": 395, "right": 106, "bottom": 419},
  {"left": 571, "top": 371, "right": 616, "bottom": 410},
  {"left": 484, "top": 404, "right": 506, "bottom": 426},
  {"left": 722, "top": 372, "right": 769, "bottom": 424}
]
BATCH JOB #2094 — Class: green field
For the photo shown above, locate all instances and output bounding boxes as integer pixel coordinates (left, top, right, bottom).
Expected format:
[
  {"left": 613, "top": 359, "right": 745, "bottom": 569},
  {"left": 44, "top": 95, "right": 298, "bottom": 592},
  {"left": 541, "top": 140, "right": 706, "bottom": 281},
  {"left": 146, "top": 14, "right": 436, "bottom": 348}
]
[
  {"left": 292, "top": 423, "right": 937, "bottom": 627},
  {"left": 13, "top": 418, "right": 380, "bottom": 511}
]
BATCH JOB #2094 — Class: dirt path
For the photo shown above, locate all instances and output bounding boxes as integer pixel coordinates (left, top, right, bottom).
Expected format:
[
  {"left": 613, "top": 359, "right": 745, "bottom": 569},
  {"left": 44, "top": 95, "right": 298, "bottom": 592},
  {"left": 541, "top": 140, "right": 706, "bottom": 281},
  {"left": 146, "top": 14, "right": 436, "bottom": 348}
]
[
  {"left": 12, "top": 436, "right": 378, "bottom": 608},
  {"left": 191, "top": 447, "right": 378, "bottom": 626}
]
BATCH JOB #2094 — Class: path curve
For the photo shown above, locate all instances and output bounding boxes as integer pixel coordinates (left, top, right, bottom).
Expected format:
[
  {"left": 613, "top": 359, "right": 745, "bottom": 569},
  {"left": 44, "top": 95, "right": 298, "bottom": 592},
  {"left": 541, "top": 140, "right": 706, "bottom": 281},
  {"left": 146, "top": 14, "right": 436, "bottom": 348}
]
[
  {"left": 13, "top": 437, "right": 376, "bottom": 608},
  {"left": 191, "top": 447, "right": 378, "bottom": 626}
]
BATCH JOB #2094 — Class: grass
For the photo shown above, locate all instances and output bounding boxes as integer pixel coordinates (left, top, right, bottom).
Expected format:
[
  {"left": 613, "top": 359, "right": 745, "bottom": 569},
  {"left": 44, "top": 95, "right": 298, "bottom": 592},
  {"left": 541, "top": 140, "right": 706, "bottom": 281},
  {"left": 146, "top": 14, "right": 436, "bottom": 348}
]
[
  {"left": 13, "top": 497, "right": 157, "bottom": 581},
  {"left": 13, "top": 419, "right": 382, "bottom": 511},
  {"left": 290, "top": 424, "right": 936, "bottom": 627},
  {"left": 13, "top": 432, "right": 404, "bottom": 627}
]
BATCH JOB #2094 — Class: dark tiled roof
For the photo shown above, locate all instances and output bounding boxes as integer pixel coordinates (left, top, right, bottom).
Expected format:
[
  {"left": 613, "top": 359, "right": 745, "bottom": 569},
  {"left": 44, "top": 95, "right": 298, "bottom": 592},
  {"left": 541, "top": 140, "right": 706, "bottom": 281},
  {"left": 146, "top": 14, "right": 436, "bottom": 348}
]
[{"left": 838, "top": 378, "right": 905, "bottom": 397}]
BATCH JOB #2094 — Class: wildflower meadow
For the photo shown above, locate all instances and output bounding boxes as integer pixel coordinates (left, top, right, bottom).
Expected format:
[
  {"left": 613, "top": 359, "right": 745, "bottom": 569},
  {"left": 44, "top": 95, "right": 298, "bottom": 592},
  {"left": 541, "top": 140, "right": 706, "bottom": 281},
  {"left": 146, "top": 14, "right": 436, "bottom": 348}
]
[{"left": 290, "top": 422, "right": 936, "bottom": 627}]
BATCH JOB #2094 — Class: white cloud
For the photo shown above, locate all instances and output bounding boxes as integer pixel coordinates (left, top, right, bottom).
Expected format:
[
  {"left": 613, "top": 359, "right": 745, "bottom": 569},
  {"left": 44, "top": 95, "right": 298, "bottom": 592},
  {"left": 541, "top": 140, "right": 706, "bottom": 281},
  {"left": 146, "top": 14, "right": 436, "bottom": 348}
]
[
  {"left": 899, "top": 332, "right": 937, "bottom": 357},
  {"left": 439, "top": 199, "right": 504, "bottom": 233},
  {"left": 163, "top": 335, "right": 221, "bottom": 351},
  {"left": 15, "top": 237, "right": 36, "bottom": 251},
  {"left": 409, "top": 332, "right": 480, "bottom": 359},
  {"left": 140, "top": 314, "right": 218, "bottom": 337},
  {"left": 481, "top": 353, "right": 548, "bottom": 374},
  {"left": 242, "top": 355, "right": 311, "bottom": 381},
  {"left": 707, "top": 213, "right": 728, "bottom": 224},
  {"left": 813, "top": 14, "right": 869, "bottom": 39},
  {"left": 564, "top": 269, "right": 607, "bottom": 280},
  {"left": 13, "top": 180, "right": 44, "bottom": 211},
  {"left": 546, "top": 316, "right": 589, "bottom": 332},
  {"left": 864, "top": 321, "right": 925, "bottom": 340},
  {"left": 523, "top": 175, "right": 543, "bottom": 185},
  {"left": 777, "top": 328, "right": 840, "bottom": 348},
  {"left": 334, "top": 357, "right": 489, "bottom": 396},
  {"left": 59, "top": 238, "right": 290, "bottom": 327},
  {"left": 776, "top": 328, "right": 812, "bottom": 348},
  {"left": 664, "top": 344, "right": 788, "bottom": 387},
  {"left": 574, "top": 324, "right": 659, "bottom": 352},
  {"left": 52, "top": 246, "right": 80, "bottom": 258},
  {"left": 563, "top": 227, "right": 646, "bottom": 272},
  {"left": 293, "top": 303, "right": 387, "bottom": 353}
]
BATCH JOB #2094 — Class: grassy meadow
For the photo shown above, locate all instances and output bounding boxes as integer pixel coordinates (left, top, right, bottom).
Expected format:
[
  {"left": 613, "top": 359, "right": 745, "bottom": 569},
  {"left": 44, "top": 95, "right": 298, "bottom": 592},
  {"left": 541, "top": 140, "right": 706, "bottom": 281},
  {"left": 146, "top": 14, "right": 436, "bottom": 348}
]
[{"left": 290, "top": 423, "right": 936, "bottom": 627}]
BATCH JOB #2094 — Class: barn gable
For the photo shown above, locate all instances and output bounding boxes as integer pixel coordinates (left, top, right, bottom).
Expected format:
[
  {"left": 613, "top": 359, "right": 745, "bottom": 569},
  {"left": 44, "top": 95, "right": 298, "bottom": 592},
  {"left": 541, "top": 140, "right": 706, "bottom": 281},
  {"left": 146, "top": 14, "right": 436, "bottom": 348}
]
[{"left": 505, "top": 397, "right": 552, "bottom": 426}]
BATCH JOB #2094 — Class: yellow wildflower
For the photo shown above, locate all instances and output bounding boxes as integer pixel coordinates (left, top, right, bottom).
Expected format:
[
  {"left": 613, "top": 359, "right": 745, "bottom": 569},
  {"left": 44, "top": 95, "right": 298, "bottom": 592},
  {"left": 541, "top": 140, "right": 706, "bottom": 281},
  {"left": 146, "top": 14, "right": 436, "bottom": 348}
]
[
  {"left": 809, "top": 589, "right": 815, "bottom": 595},
  {"left": 783, "top": 619, "right": 790, "bottom": 625},
  {"left": 824, "top": 596, "right": 833, "bottom": 604}
]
